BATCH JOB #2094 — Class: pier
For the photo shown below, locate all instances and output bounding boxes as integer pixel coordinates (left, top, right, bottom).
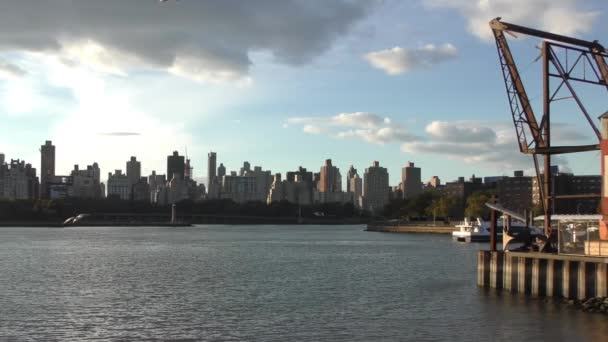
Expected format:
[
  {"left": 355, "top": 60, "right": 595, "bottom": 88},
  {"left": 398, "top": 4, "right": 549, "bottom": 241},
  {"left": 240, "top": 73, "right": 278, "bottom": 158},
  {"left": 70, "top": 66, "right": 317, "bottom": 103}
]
[{"left": 478, "top": 251, "right": 607, "bottom": 299}]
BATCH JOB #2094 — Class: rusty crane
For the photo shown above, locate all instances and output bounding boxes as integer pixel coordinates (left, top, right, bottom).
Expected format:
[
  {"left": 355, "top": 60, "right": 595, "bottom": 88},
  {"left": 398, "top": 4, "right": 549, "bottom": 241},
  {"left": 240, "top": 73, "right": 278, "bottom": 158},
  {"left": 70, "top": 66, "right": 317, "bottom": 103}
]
[{"left": 489, "top": 18, "right": 608, "bottom": 242}]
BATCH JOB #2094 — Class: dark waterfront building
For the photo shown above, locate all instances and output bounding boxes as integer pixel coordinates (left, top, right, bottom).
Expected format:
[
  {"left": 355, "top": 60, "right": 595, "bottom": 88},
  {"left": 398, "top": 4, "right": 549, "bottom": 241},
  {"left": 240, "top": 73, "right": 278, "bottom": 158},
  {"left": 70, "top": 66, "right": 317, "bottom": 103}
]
[
  {"left": 40, "top": 140, "right": 55, "bottom": 199},
  {"left": 496, "top": 172, "right": 533, "bottom": 215},
  {"left": 533, "top": 173, "right": 601, "bottom": 214},
  {"left": 442, "top": 175, "right": 487, "bottom": 218},
  {"left": 167, "top": 151, "right": 185, "bottom": 180},
  {"left": 132, "top": 177, "right": 151, "bottom": 202}
]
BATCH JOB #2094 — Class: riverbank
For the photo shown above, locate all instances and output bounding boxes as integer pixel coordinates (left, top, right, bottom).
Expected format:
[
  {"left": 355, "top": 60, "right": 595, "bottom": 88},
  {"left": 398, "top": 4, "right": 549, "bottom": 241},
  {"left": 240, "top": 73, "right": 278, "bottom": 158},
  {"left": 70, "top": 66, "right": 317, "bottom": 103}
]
[
  {"left": 0, "top": 217, "right": 369, "bottom": 227},
  {"left": 366, "top": 225, "right": 457, "bottom": 234}
]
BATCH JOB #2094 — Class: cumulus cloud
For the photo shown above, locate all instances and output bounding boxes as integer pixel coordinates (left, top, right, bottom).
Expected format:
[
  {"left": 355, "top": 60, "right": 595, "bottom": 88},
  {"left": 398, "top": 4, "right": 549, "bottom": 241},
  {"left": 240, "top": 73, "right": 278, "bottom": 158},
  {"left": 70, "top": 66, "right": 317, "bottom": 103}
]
[
  {"left": 0, "top": 60, "right": 26, "bottom": 79},
  {"left": 0, "top": 0, "right": 374, "bottom": 83},
  {"left": 98, "top": 132, "right": 141, "bottom": 136},
  {"left": 402, "top": 120, "right": 590, "bottom": 169},
  {"left": 286, "top": 112, "right": 418, "bottom": 144},
  {"left": 423, "top": 0, "right": 599, "bottom": 41},
  {"left": 425, "top": 120, "right": 496, "bottom": 143},
  {"left": 364, "top": 43, "right": 457, "bottom": 75}
]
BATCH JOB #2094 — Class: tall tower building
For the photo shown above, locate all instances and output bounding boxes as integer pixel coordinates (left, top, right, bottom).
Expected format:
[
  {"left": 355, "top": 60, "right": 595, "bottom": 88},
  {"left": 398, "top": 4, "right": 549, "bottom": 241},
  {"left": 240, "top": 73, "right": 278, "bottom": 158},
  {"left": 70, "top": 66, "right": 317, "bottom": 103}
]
[
  {"left": 40, "top": 140, "right": 55, "bottom": 199},
  {"left": 363, "top": 161, "right": 389, "bottom": 213},
  {"left": 126, "top": 156, "right": 141, "bottom": 186},
  {"left": 185, "top": 159, "right": 193, "bottom": 180},
  {"left": 349, "top": 173, "right": 363, "bottom": 208},
  {"left": 0, "top": 153, "right": 5, "bottom": 166},
  {"left": 207, "top": 152, "right": 217, "bottom": 190},
  {"left": 319, "top": 159, "right": 341, "bottom": 192},
  {"left": 401, "top": 161, "right": 422, "bottom": 199},
  {"left": 240, "top": 161, "right": 251, "bottom": 176},
  {"left": 167, "top": 151, "right": 185, "bottom": 180},
  {"left": 346, "top": 165, "right": 357, "bottom": 193},
  {"left": 217, "top": 163, "right": 226, "bottom": 178}
]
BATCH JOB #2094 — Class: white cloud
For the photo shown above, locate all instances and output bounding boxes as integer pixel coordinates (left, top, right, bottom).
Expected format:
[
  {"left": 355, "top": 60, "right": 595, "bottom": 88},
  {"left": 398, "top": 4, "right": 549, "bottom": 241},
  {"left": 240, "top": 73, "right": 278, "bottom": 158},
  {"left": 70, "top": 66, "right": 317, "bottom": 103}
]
[
  {"left": 402, "top": 120, "right": 589, "bottom": 169},
  {"left": 28, "top": 56, "right": 195, "bottom": 178},
  {"left": 364, "top": 43, "right": 457, "bottom": 75},
  {"left": 0, "top": 1, "right": 375, "bottom": 83},
  {"left": 0, "top": 60, "right": 26, "bottom": 79},
  {"left": 423, "top": 0, "right": 599, "bottom": 41},
  {"left": 425, "top": 121, "right": 496, "bottom": 143},
  {"left": 286, "top": 112, "right": 419, "bottom": 144}
]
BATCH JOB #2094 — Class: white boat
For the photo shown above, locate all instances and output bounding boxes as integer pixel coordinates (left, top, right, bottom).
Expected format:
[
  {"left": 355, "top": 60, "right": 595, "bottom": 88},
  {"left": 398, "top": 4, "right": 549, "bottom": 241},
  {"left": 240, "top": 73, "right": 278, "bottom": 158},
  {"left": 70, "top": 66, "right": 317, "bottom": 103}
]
[{"left": 452, "top": 217, "right": 531, "bottom": 242}]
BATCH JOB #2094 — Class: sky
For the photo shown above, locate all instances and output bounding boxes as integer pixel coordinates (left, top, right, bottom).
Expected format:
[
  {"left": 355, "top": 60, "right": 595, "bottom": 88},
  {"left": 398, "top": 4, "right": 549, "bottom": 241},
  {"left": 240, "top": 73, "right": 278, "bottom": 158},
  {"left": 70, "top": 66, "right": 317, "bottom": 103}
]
[{"left": 0, "top": 0, "right": 606, "bottom": 186}]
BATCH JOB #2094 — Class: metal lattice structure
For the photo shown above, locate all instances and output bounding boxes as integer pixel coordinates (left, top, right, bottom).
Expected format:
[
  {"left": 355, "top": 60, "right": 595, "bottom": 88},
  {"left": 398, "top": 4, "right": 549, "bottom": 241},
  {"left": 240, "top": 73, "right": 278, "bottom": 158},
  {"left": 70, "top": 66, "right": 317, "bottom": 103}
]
[{"left": 489, "top": 18, "right": 608, "bottom": 236}]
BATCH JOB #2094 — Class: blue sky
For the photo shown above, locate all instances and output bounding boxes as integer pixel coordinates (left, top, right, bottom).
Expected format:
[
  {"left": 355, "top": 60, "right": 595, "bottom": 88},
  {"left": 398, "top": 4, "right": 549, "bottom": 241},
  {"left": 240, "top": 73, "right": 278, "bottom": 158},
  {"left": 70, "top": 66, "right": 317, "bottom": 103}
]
[{"left": 0, "top": 0, "right": 606, "bottom": 186}]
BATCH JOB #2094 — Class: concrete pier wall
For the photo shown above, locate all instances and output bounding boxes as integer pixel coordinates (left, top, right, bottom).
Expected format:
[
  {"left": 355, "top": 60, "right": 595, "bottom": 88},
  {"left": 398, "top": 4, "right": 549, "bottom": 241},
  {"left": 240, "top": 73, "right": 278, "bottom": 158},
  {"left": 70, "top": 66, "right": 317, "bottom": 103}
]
[{"left": 478, "top": 251, "right": 608, "bottom": 299}]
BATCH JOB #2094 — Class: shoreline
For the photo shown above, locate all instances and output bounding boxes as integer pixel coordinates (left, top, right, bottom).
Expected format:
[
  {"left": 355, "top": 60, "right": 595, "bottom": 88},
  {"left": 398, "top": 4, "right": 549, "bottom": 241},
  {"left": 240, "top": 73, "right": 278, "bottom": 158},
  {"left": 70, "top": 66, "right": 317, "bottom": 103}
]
[
  {"left": 366, "top": 225, "right": 457, "bottom": 234},
  {"left": 0, "top": 220, "right": 369, "bottom": 227}
]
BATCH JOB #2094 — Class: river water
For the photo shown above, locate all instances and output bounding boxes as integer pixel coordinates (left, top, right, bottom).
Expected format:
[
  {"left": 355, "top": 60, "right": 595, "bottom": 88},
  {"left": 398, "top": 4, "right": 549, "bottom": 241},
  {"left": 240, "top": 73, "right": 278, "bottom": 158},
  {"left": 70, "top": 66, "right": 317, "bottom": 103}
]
[{"left": 0, "top": 225, "right": 606, "bottom": 341}]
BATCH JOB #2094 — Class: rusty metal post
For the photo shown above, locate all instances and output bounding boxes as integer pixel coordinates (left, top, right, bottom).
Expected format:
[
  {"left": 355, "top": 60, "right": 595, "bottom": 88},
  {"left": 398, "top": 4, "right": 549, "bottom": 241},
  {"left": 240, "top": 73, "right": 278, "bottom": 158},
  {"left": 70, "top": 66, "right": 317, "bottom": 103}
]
[
  {"left": 599, "top": 112, "right": 608, "bottom": 240},
  {"left": 542, "top": 42, "right": 552, "bottom": 237},
  {"left": 490, "top": 196, "right": 498, "bottom": 251}
]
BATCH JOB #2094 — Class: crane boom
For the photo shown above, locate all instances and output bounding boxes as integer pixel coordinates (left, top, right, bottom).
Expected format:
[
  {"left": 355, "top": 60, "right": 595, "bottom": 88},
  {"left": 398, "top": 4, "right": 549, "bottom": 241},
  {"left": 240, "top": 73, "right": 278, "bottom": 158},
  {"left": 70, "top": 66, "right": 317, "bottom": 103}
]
[{"left": 489, "top": 17, "right": 607, "bottom": 237}]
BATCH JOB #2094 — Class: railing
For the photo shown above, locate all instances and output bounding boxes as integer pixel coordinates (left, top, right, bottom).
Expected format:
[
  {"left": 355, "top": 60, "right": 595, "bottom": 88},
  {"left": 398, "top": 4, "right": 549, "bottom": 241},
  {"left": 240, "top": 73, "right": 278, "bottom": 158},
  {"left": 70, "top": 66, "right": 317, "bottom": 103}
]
[{"left": 557, "top": 220, "right": 607, "bottom": 256}]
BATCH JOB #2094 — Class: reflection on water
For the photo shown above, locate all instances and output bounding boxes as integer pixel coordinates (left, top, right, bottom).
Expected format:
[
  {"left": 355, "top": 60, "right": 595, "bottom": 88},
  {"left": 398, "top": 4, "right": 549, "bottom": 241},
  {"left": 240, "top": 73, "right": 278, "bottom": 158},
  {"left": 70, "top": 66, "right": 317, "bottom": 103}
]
[{"left": 0, "top": 225, "right": 605, "bottom": 341}]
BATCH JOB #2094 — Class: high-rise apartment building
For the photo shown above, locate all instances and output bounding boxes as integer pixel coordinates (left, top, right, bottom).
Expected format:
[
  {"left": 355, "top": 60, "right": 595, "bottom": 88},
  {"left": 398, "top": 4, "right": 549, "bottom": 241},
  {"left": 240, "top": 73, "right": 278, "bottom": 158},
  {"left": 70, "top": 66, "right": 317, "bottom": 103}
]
[
  {"left": 167, "top": 151, "right": 185, "bottom": 180},
  {"left": 242, "top": 165, "right": 273, "bottom": 202},
  {"left": 217, "top": 163, "right": 226, "bottom": 178},
  {"left": 346, "top": 165, "right": 357, "bottom": 193},
  {"left": 70, "top": 163, "right": 102, "bottom": 198},
  {"left": 239, "top": 161, "right": 251, "bottom": 176},
  {"left": 107, "top": 170, "right": 130, "bottom": 200},
  {"left": 427, "top": 176, "right": 441, "bottom": 188},
  {"left": 363, "top": 161, "right": 389, "bottom": 213},
  {"left": 401, "top": 162, "right": 422, "bottom": 199},
  {"left": 532, "top": 173, "right": 600, "bottom": 214},
  {"left": 207, "top": 152, "right": 217, "bottom": 190},
  {"left": 40, "top": 140, "right": 55, "bottom": 199},
  {"left": 126, "top": 156, "right": 141, "bottom": 186},
  {"left": 349, "top": 173, "right": 363, "bottom": 208},
  {"left": 0, "top": 159, "right": 38, "bottom": 200},
  {"left": 318, "top": 159, "right": 341, "bottom": 192}
]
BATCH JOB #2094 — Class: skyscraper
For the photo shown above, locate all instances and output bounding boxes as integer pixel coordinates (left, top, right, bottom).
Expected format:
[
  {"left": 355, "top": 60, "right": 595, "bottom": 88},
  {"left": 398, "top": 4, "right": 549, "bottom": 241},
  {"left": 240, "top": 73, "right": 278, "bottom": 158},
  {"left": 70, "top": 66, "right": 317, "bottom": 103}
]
[
  {"left": 40, "top": 140, "right": 55, "bottom": 199},
  {"left": 239, "top": 161, "right": 251, "bottom": 176},
  {"left": 363, "top": 161, "right": 389, "bottom": 213},
  {"left": 126, "top": 156, "right": 141, "bottom": 186},
  {"left": 167, "top": 151, "right": 185, "bottom": 180},
  {"left": 185, "top": 159, "right": 192, "bottom": 180},
  {"left": 349, "top": 173, "right": 363, "bottom": 208},
  {"left": 217, "top": 163, "right": 226, "bottom": 178},
  {"left": 401, "top": 162, "right": 422, "bottom": 199},
  {"left": 346, "top": 165, "right": 357, "bottom": 193},
  {"left": 319, "top": 159, "right": 341, "bottom": 192},
  {"left": 207, "top": 152, "right": 217, "bottom": 190}
]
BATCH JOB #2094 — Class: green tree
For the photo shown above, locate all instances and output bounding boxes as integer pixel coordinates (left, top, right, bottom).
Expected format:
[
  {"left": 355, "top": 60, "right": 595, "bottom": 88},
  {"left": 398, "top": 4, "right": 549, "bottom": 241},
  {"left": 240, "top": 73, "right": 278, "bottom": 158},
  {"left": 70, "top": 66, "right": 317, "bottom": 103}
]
[
  {"left": 426, "top": 195, "right": 457, "bottom": 221},
  {"left": 464, "top": 191, "right": 494, "bottom": 219}
]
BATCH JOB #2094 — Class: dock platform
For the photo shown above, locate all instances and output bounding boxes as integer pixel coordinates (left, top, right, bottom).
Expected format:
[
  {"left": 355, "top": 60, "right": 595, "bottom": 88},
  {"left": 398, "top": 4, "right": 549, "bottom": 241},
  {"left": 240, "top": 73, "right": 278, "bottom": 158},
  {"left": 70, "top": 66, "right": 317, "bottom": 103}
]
[{"left": 478, "top": 251, "right": 607, "bottom": 299}]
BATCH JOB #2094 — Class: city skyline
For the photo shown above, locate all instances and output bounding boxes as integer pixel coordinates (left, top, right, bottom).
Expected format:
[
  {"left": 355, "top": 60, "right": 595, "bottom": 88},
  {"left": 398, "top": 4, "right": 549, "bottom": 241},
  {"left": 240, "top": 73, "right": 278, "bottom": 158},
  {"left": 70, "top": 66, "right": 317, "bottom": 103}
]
[
  {"left": 0, "top": 139, "right": 572, "bottom": 190},
  {"left": 0, "top": 1, "right": 606, "bottom": 185}
]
